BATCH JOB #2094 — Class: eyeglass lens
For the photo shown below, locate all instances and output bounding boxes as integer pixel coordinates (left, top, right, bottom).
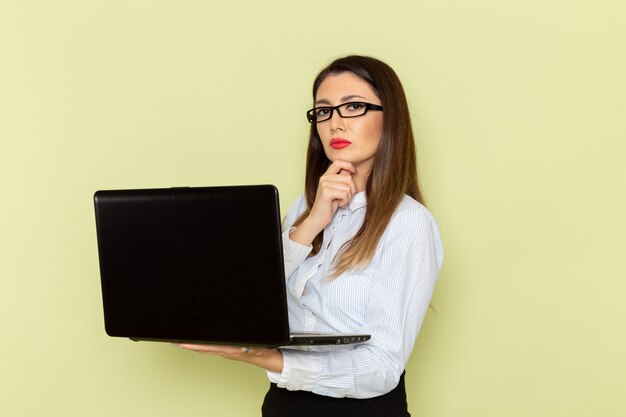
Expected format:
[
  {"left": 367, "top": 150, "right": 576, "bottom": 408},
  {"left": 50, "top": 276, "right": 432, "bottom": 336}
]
[{"left": 314, "top": 102, "right": 368, "bottom": 122}]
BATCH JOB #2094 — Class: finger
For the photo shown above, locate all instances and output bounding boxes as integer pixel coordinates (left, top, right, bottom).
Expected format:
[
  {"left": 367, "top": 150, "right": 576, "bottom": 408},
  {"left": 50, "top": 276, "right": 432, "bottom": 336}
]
[
  {"left": 178, "top": 344, "right": 241, "bottom": 355},
  {"left": 318, "top": 180, "right": 352, "bottom": 195},
  {"left": 338, "top": 169, "right": 357, "bottom": 195},
  {"left": 325, "top": 160, "right": 356, "bottom": 175},
  {"left": 337, "top": 174, "right": 357, "bottom": 195},
  {"left": 319, "top": 184, "right": 352, "bottom": 204},
  {"left": 320, "top": 179, "right": 356, "bottom": 201},
  {"left": 319, "top": 174, "right": 356, "bottom": 192},
  {"left": 322, "top": 186, "right": 352, "bottom": 208}
]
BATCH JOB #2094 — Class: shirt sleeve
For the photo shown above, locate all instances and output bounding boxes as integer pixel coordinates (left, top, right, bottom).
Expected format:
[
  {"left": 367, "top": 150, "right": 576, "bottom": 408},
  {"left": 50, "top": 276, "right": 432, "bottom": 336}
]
[
  {"left": 270, "top": 206, "right": 444, "bottom": 398},
  {"left": 282, "top": 228, "right": 312, "bottom": 279},
  {"left": 281, "top": 194, "right": 312, "bottom": 279}
]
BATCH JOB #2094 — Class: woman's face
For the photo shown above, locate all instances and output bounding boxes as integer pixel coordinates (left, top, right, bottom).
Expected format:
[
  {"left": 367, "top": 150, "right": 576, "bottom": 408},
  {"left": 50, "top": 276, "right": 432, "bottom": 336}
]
[{"left": 314, "top": 72, "right": 383, "bottom": 176}]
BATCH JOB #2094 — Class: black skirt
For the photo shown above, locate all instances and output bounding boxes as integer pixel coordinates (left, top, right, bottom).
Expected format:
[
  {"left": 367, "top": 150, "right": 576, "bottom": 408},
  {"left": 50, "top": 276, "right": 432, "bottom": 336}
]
[{"left": 261, "top": 372, "right": 410, "bottom": 417}]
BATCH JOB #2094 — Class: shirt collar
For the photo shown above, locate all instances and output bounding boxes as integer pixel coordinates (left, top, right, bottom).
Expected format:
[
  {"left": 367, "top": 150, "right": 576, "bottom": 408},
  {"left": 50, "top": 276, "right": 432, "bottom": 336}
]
[{"left": 346, "top": 191, "right": 367, "bottom": 212}]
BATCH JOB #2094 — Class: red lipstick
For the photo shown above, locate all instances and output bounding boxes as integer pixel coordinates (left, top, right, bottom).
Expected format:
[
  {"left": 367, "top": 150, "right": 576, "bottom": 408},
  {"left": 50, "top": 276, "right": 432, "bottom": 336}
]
[{"left": 330, "top": 138, "right": 352, "bottom": 149}]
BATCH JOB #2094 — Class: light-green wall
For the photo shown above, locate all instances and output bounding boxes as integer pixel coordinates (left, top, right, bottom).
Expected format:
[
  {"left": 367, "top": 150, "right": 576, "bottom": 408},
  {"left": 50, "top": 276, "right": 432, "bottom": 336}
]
[{"left": 1, "top": 1, "right": 625, "bottom": 416}]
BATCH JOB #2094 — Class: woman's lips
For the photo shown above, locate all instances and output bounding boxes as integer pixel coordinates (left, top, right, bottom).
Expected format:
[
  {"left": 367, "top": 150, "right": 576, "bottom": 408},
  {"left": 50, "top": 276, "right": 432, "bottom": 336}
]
[{"left": 330, "top": 138, "right": 352, "bottom": 149}]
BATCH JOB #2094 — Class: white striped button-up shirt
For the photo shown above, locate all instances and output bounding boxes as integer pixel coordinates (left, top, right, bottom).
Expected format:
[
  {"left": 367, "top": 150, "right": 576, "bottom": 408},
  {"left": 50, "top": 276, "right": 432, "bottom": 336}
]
[{"left": 267, "top": 191, "right": 444, "bottom": 398}]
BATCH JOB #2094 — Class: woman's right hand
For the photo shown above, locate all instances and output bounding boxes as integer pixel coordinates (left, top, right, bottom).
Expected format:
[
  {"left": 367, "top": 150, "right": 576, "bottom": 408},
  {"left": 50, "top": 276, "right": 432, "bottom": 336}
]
[{"left": 289, "top": 160, "right": 356, "bottom": 247}]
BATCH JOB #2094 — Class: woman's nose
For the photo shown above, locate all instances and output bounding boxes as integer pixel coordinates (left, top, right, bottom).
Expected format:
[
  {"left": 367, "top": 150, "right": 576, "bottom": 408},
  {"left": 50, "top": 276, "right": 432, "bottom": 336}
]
[{"left": 329, "top": 109, "right": 345, "bottom": 131}]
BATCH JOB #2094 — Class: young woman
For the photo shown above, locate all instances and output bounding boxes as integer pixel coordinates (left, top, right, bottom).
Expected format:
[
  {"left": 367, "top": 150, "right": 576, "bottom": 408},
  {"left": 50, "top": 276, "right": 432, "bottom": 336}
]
[{"left": 179, "top": 55, "right": 444, "bottom": 417}]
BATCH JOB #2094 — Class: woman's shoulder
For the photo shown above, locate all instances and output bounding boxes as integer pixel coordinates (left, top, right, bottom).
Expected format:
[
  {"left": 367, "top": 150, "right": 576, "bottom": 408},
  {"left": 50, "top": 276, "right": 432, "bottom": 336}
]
[
  {"left": 386, "top": 195, "right": 442, "bottom": 242},
  {"left": 385, "top": 195, "right": 444, "bottom": 266},
  {"left": 393, "top": 194, "right": 433, "bottom": 220}
]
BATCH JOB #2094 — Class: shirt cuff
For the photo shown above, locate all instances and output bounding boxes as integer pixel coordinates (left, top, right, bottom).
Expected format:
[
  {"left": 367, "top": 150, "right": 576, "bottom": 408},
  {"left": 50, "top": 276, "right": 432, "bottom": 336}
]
[
  {"left": 282, "top": 228, "right": 312, "bottom": 278},
  {"left": 266, "top": 348, "right": 320, "bottom": 391}
]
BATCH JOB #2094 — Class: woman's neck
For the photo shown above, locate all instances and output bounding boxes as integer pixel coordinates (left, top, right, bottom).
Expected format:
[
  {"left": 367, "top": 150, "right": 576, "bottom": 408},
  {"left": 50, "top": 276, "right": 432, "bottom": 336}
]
[{"left": 352, "top": 161, "right": 372, "bottom": 193}]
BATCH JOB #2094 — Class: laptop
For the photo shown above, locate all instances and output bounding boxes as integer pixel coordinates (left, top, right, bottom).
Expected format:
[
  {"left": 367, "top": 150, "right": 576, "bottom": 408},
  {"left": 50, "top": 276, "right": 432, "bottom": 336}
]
[{"left": 94, "top": 185, "right": 370, "bottom": 347}]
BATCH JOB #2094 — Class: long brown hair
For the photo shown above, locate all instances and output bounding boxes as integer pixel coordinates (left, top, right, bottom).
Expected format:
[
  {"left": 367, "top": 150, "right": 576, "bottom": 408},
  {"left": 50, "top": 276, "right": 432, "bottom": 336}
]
[{"left": 294, "top": 55, "right": 424, "bottom": 276}]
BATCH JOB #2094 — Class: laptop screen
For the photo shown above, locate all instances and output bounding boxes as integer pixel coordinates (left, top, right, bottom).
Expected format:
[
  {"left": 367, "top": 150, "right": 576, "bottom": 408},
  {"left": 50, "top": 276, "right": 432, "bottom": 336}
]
[{"left": 94, "top": 185, "right": 290, "bottom": 346}]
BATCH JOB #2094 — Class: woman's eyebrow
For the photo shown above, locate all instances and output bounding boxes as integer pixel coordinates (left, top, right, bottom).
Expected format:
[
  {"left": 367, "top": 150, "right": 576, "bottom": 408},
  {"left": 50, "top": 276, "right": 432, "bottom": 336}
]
[{"left": 314, "top": 94, "right": 367, "bottom": 106}]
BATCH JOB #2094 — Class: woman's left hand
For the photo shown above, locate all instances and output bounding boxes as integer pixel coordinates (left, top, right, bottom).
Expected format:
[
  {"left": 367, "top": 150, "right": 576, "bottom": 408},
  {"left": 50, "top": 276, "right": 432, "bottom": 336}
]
[{"left": 176, "top": 344, "right": 284, "bottom": 373}]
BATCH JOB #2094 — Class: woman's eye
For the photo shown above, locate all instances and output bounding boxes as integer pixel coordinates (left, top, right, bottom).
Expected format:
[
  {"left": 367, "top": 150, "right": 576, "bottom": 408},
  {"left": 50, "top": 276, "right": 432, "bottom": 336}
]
[
  {"left": 346, "top": 103, "right": 365, "bottom": 112},
  {"left": 316, "top": 108, "right": 330, "bottom": 117}
]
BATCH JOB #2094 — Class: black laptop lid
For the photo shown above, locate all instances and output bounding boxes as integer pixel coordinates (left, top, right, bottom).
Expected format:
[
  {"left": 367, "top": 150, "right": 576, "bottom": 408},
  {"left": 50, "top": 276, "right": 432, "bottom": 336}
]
[{"left": 94, "top": 185, "right": 290, "bottom": 346}]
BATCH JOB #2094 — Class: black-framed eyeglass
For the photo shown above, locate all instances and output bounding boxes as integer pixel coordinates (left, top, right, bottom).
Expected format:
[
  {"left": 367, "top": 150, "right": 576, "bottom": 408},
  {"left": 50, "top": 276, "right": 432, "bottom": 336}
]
[{"left": 306, "top": 101, "right": 383, "bottom": 124}]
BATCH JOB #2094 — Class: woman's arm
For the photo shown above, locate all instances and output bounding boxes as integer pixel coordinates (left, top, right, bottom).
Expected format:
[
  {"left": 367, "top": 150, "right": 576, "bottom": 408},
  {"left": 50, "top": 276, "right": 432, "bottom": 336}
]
[
  {"left": 282, "top": 160, "right": 357, "bottom": 279},
  {"left": 269, "top": 206, "right": 444, "bottom": 398},
  {"left": 289, "top": 160, "right": 356, "bottom": 246}
]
